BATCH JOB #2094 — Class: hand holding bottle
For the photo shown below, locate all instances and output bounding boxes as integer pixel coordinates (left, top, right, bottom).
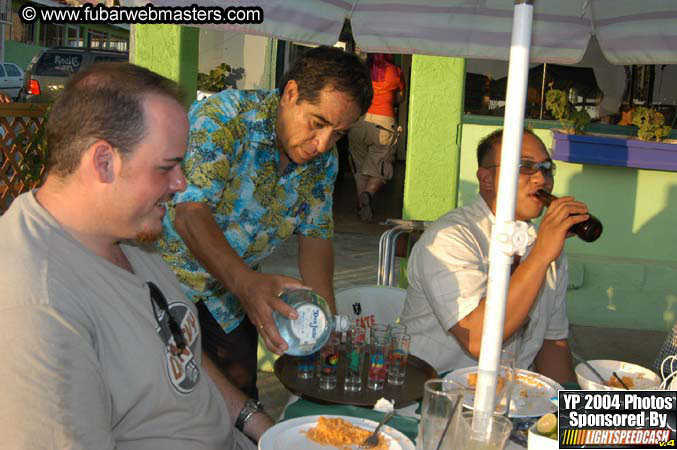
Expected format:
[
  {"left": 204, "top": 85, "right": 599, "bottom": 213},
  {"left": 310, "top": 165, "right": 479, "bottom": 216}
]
[
  {"left": 535, "top": 190, "right": 602, "bottom": 242},
  {"left": 529, "top": 193, "right": 591, "bottom": 266}
]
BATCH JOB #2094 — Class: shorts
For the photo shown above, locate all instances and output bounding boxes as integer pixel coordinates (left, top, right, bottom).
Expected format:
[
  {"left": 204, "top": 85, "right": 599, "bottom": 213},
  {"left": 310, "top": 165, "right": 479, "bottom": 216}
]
[
  {"left": 196, "top": 300, "right": 259, "bottom": 399},
  {"left": 348, "top": 113, "right": 399, "bottom": 181}
]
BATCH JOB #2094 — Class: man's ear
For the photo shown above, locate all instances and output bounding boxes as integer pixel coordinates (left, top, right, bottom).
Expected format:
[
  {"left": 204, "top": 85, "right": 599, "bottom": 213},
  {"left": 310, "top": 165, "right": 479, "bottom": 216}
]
[
  {"left": 281, "top": 79, "right": 299, "bottom": 105},
  {"left": 477, "top": 167, "right": 495, "bottom": 192},
  {"left": 90, "top": 140, "right": 117, "bottom": 183}
]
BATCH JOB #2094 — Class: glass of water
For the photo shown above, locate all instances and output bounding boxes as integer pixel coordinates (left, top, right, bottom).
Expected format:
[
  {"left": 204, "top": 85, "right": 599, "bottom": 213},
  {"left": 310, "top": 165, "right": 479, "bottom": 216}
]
[
  {"left": 343, "top": 325, "right": 367, "bottom": 392},
  {"left": 419, "top": 379, "right": 465, "bottom": 450},
  {"left": 296, "top": 352, "right": 316, "bottom": 380},
  {"left": 387, "top": 333, "right": 410, "bottom": 385}
]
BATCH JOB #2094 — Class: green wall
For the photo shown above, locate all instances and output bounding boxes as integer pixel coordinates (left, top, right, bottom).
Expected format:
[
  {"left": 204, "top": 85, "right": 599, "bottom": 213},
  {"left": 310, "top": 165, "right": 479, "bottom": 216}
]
[
  {"left": 5, "top": 41, "right": 42, "bottom": 70},
  {"left": 458, "top": 124, "right": 677, "bottom": 332},
  {"left": 403, "top": 55, "right": 465, "bottom": 220},
  {"left": 133, "top": 24, "right": 199, "bottom": 107}
]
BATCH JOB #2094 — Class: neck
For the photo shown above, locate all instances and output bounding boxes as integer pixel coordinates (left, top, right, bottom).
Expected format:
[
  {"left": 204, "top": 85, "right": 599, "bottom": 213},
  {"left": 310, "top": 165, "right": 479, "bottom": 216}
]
[
  {"left": 35, "top": 178, "right": 133, "bottom": 272},
  {"left": 278, "top": 149, "right": 290, "bottom": 173}
]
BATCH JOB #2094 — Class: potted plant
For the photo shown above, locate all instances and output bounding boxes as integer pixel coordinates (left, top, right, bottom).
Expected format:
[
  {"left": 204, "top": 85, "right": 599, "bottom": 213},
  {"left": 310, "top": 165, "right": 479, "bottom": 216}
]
[{"left": 547, "top": 89, "right": 676, "bottom": 171}]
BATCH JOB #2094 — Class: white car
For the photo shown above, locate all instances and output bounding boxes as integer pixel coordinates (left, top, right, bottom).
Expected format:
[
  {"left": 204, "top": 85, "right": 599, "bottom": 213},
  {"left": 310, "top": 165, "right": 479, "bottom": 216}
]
[{"left": 0, "top": 63, "right": 25, "bottom": 100}]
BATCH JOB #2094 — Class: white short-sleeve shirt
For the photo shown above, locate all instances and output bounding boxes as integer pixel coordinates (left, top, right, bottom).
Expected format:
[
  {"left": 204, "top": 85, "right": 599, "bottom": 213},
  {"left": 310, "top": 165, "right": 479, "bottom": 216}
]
[{"left": 401, "top": 196, "right": 569, "bottom": 374}]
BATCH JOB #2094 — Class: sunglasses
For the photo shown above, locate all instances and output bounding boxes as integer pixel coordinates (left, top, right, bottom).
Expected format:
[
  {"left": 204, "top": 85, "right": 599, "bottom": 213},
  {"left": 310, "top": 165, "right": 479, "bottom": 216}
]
[
  {"left": 484, "top": 159, "right": 556, "bottom": 178},
  {"left": 148, "top": 281, "right": 187, "bottom": 356}
]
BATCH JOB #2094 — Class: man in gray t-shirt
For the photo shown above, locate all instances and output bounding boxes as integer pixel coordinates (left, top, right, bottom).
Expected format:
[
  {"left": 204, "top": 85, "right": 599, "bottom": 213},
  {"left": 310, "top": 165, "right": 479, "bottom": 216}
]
[{"left": 0, "top": 62, "right": 272, "bottom": 449}]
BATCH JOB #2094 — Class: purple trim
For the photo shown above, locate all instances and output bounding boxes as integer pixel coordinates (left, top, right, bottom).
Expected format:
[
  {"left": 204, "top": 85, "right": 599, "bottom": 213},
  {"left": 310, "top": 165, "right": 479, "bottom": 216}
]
[
  {"left": 354, "top": 3, "right": 588, "bottom": 25},
  {"left": 552, "top": 132, "right": 677, "bottom": 172},
  {"left": 595, "top": 10, "right": 677, "bottom": 26},
  {"left": 351, "top": 22, "right": 587, "bottom": 52},
  {"left": 318, "top": 0, "right": 353, "bottom": 11},
  {"left": 598, "top": 35, "right": 677, "bottom": 53}
]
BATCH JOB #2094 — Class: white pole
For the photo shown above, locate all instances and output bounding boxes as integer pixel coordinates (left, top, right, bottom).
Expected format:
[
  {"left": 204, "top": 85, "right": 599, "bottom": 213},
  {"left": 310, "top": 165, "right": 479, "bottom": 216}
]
[{"left": 471, "top": 0, "right": 534, "bottom": 440}]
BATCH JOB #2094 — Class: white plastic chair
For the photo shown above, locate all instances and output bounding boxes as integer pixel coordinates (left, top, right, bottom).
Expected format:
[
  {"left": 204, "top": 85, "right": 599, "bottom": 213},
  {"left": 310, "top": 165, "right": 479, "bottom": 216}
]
[{"left": 335, "top": 285, "right": 407, "bottom": 329}]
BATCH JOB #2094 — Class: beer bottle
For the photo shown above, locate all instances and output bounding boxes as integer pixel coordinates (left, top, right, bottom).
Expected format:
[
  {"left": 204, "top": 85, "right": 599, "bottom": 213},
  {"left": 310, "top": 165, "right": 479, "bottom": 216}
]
[{"left": 534, "top": 189, "right": 603, "bottom": 242}]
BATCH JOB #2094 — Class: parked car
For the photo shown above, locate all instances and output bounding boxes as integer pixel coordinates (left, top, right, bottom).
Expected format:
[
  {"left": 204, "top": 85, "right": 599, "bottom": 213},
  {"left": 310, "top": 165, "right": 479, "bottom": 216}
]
[
  {"left": 0, "top": 63, "right": 25, "bottom": 100},
  {"left": 22, "top": 47, "right": 128, "bottom": 103}
]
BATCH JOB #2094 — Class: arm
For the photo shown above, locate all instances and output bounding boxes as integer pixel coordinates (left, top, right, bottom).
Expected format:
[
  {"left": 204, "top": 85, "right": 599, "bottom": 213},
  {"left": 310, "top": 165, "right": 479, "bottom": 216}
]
[
  {"left": 174, "top": 202, "right": 303, "bottom": 354},
  {"left": 201, "top": 354, "right": 273, "bottom": 441},
  {"left": 0, "top": 306, "right": 116, "bottom": 449},
  {"left": 451, "top": 196, "right": 590, "bottom": 357},
  {"left": 534, "top": 339, "right": 577, "bottom": 384},
  {"left": 297, "top": 235, "right": 335, "bottom": 313}
]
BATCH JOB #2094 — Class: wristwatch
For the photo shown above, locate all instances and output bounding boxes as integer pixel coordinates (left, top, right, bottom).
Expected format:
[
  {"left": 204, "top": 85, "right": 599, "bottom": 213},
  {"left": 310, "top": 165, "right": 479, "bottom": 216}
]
[{"left": 235, "top": 398, "right": 264, "bottom": 432}]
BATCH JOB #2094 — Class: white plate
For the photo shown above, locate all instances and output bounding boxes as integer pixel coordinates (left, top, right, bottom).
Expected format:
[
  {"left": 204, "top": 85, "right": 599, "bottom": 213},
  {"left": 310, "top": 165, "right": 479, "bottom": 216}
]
[
  {"left": 258, "top": 414, "right": 416, "bottom": 450},
  {"left": 445, "top": 367, "right": 562, "bottom": 418}
]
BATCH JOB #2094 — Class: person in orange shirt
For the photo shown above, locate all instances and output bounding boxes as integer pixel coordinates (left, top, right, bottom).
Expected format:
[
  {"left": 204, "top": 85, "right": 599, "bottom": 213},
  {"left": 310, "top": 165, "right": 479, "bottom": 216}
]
[{"left": 348, "top": 53, "right": 405, "bottom": 221}]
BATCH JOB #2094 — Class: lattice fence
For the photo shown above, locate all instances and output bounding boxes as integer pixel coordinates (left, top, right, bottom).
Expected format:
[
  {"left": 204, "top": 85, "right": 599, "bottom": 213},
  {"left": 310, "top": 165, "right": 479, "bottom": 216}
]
[{"left": 0, "top": 103, "right": 49, "bottom": 214}]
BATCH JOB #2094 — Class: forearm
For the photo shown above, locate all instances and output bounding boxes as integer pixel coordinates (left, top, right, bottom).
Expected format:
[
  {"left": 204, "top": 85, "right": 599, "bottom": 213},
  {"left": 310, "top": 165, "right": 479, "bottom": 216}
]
[
  {"left": 298, "top": 236, "right": 335, "bottom": 313},
  {"left": 534, "top": 339, "right": 576, "bottom": 384},
  {"left": 174, "top": 202, "right": 252, "bottom": 296},
  {"left": 201, "top": 354, "right": 273, "bottom": 441}
]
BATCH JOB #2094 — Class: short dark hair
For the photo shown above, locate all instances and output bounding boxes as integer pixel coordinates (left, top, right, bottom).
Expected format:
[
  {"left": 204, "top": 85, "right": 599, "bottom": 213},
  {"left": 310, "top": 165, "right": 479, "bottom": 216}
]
[
  {"left": 278, "top": 46, "right": 373, "bottom": 115},
  {"left": 46, "top": 62, "right": 184, "bottom": 177},
  {"left": 476, "top": 128, "right": 546, "bottom": 167}
]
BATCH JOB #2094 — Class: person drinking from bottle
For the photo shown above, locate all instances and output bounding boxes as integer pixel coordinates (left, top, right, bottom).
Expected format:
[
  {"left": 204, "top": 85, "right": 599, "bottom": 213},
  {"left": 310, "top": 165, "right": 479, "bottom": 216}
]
[{"left": 401, "top": 128, "right": 585, "bottom": 384}]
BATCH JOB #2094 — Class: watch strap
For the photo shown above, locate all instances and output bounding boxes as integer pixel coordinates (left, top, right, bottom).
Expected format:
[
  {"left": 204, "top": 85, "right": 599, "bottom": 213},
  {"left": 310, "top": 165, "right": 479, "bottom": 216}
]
[{"left": 235, "top": 398, "right": 263, "bottom": 432}]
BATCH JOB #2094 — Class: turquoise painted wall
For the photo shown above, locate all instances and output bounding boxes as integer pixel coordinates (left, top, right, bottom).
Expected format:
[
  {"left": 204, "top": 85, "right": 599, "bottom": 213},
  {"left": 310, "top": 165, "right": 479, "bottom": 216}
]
[{"left": 458, "top": 124, "right": 677, "bottom": 332}]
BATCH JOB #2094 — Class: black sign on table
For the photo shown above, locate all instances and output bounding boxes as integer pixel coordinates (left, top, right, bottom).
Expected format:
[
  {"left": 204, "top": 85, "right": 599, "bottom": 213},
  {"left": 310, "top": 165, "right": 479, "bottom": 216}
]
[{"left": 558, "top": 390, "right": 677, "bottom": 448}]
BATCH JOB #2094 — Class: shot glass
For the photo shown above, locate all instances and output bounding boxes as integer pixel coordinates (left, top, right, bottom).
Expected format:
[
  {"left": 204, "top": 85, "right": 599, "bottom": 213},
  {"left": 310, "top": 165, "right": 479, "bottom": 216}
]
[
  {"left": 387, "top": 333, "right": 410, "bottom": 386},
  {"left": 419, "top": 378, "right": 465, "bottom": 450},
  {"left": 388, "top": 323, "right": 407, "bottom": 338},
  {"left": 318, "top": 332, "right": 340, "bottom": 390},
  {"left": 367, "top": 324, "right": 389, "bottom": 390},
  {"left": 296, "top": 352, "right": 316, "bottom": 380},
  {"left": 343, "top": 325, "right": 367, "bottom": 392}
]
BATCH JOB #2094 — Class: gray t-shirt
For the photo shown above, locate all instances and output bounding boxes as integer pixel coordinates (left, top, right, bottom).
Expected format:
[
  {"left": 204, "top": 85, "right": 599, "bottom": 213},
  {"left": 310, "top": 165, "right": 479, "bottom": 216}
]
[{"left": 0, "top": 192, "right": 249, "bottom": 450}]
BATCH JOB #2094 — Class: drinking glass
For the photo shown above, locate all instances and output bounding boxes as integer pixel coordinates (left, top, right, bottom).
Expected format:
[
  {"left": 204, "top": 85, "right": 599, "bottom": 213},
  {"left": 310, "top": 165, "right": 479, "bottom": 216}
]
[
  {"left": 456, "top": 411, "right": 513, "bottom": 449},
  {"left": 419, "top": 378, "right": 465, "bottom": 450},
  {"left": 495, "top": 350, "right": 516, "bottom": 416},
  {"left": 367, "top": 324, "right": 389, "bottom": 390},
  {"left": 318, "top": 332, "right": 340, "bottom": 390},
  {"left": 388, "top": 323, "right": 407, "bottom": 338},
  {"left": 387, "top": 333, "right": 410, "bottom": 386},
  {"left": 344, "top": 325, "right": 367, "bottom": 391},
  {"left": 296, "top": 352, "right": 316, "bottom": 380}
]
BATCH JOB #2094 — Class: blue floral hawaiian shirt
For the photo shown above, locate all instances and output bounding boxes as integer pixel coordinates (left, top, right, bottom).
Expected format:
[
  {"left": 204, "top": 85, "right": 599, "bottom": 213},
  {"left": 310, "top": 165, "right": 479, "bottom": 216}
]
[{"left": 158, "top": 89, "right": 337, "bottom": 333}]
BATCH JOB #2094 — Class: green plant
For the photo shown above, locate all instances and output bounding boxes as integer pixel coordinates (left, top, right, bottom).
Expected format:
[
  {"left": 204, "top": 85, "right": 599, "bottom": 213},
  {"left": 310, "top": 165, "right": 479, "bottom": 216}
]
[
  {"left": 197, "top": 63, "right": 234, "bottom": 92},
  {"left": 545, "top": 88, "right": 591, "bottom": 134},
  {"left": 631, "top": 106, "right": 672, "bottom": 141}
]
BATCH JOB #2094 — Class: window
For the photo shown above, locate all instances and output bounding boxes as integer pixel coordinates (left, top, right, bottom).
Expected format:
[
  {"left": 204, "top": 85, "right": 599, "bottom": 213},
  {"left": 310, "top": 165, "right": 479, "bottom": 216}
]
[
  {"left": 43, "top": 23, "right": 64, "bottom": 47},
  {"left": 0, "top": 65, "right": 6, "bottom": 78},
  {"left": 109, "top": 37, "right": 128, "bottom": 52},
  {"left": 4, "top": 64, "right": 20, "bottom": 77},
  {"left": 66, "top": 25, "right": 82, "bottom": 47},
  {"left": 11, "top": 10, "right": 34, "bottom": 44},
  {"left": 88, "top": 30, "right": 106, "bottom": 48}
]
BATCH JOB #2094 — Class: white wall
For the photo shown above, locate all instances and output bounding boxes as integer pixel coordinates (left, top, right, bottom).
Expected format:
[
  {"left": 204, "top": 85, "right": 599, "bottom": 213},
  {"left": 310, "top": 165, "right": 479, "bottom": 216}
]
[{"left": 198, "top": 29, "right": 274, "bottom": 90}]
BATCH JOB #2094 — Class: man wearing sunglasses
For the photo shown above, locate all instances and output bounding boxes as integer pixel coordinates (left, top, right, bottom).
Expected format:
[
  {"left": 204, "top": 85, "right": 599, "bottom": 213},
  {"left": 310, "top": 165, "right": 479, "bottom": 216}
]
[
  {"left": 0, "top": 63, "right": 271, "bottom": 449},
  {"left": 402, "top": 129, "right": 587, "bottom": 384}
]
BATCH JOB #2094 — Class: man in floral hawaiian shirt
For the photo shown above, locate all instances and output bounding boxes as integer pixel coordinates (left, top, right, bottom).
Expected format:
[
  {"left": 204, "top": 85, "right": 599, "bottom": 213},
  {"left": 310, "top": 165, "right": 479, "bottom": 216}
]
[{"left": 158, "top": 46, "right": 372, "bottom": 397}]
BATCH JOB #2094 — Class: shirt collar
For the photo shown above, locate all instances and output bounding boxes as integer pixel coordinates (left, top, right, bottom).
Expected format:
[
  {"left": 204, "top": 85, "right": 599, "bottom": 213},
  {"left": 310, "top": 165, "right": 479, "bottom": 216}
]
[{"left": 476, "top": 195, "right": 538, "bottom": 245}]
